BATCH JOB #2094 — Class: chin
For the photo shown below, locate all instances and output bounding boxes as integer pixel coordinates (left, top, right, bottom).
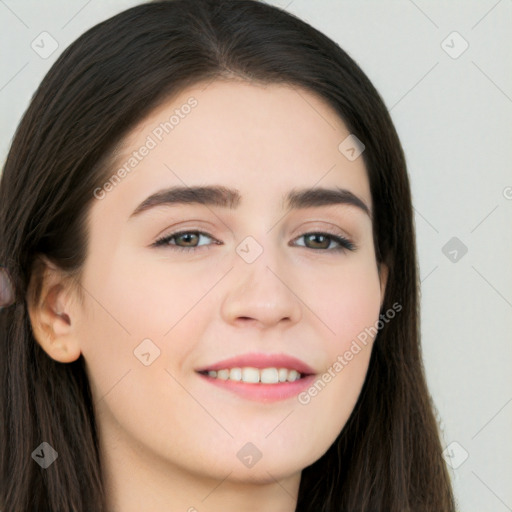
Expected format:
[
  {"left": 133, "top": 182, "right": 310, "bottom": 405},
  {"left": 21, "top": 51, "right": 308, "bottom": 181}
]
[{"left": 222, "top": 463, "right": 303, "bottom": 485}]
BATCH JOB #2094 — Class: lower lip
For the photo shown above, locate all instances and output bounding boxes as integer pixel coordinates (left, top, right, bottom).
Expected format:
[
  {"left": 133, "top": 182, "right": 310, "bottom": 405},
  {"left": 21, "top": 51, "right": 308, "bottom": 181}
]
[{"left": 197, "top": 373, "right": 316, "bottom": 403}]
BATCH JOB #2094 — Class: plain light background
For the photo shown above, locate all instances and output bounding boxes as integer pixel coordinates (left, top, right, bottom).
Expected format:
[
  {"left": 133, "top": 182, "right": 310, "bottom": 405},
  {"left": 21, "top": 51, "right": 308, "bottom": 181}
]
[{"left": 1, "top": 1, "right": 511, "bottom": 511}]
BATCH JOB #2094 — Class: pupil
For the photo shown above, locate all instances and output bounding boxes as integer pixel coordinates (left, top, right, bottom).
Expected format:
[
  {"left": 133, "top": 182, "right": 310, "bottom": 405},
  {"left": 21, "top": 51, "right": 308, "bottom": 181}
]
[
  {"left": 181, "top": 233, "right": 197, "bottom": 246},
  {"left": 309, "top": 234, "right": 327, "bottom": 248}
]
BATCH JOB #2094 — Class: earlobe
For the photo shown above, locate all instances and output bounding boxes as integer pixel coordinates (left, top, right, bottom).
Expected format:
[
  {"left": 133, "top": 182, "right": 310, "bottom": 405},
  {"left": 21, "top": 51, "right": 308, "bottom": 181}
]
[{"left": 27, "top": 261, "right": 82, "bottom": 364}]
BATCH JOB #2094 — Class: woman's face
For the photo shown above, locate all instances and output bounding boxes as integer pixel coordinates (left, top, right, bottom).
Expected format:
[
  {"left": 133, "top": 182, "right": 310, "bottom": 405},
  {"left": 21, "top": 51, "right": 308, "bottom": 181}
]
[{"left": 72, "top": 80, "right": 386, "bottom": 487}]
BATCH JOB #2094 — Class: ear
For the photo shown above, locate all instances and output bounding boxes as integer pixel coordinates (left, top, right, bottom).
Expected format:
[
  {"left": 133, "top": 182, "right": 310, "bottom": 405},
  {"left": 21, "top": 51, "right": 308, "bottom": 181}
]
[
  {"left": 26, "top": 257, "right": 81, "bottom": 363},
  {"left": 378, "top": 262, "right": 388, "bottom": 310}
]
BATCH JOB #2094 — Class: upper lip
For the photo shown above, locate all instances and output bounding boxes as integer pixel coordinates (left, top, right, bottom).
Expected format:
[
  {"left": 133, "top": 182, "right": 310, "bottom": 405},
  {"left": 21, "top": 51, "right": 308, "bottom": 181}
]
[{"left": 195, "top": 352, "right": 316, "bottom": 375}]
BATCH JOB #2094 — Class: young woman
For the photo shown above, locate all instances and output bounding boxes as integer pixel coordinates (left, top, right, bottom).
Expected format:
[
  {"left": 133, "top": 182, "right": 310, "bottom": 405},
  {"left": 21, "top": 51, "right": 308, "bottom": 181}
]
[{"left": 0, "top": 0, "right": 456, "bottom": 510}]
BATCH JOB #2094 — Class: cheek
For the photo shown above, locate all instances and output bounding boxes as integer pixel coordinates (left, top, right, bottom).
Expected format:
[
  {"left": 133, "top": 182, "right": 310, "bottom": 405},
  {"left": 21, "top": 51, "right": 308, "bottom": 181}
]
[
  {"left": 268, "top": 256, "right": 383, "bottom": 457},
  {"left": 76, "top": 252, "right": 215, "bottom": 403},
  {"left": 330, "top": 273, "right": 382, "bottom": 342},
  {"left": 300, "top": 254, "right": 383, "bottom": 345}
]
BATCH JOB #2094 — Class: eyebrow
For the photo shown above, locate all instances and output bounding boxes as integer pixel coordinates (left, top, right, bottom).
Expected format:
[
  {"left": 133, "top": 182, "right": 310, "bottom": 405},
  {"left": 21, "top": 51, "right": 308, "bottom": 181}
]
[{"left": 129, "top": 185, "right": 371, "bottom": 219}]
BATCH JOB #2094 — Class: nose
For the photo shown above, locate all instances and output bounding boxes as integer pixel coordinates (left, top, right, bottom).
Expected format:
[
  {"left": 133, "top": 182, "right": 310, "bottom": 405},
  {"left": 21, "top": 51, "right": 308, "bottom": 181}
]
[{"left": 220, "top": 241, "right": 303, "bottom": 330}]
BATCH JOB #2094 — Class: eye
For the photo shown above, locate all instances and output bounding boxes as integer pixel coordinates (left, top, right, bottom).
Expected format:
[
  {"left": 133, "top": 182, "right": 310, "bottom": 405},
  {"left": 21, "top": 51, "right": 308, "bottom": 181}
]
[
  {"left": 152, "top": 230, "right": 355, "bottom": 253},
  {"left": 152, "top": 231, "right": 219, "bottom": 252},
  {"left": 292, "top": 232, "right": 355, "bottom": 252}
]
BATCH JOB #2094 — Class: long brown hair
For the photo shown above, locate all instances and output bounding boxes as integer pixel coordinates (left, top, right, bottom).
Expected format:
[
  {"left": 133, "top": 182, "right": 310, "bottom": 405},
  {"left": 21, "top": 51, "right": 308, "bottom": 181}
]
[{"left": 0, "top": 1, "right": 456, "bottom": 510}]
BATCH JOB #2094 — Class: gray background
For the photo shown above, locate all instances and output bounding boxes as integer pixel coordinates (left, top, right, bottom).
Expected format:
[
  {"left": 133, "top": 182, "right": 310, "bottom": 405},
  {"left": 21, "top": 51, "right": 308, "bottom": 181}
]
[{"left": 1, "top": 1, "right": 511, "bottom": 511}]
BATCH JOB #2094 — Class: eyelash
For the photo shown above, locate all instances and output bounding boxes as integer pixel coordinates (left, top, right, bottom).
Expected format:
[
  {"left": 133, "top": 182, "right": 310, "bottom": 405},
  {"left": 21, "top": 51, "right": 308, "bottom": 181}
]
[{"left": 152, "top": 230, "right": 356, "bottom": 253}]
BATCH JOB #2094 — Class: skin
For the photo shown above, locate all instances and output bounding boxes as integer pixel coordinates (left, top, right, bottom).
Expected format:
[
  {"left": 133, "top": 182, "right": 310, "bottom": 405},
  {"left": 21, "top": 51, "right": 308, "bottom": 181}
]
[{"left": 29, "top": 79, "right": 387, "bottom": 512}]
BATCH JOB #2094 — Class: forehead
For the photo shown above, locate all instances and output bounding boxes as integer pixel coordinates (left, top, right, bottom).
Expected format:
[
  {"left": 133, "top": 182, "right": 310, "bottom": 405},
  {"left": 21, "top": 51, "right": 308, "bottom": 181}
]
[{"left": 95, "top": 79, "right": 371, "bottom": 218}]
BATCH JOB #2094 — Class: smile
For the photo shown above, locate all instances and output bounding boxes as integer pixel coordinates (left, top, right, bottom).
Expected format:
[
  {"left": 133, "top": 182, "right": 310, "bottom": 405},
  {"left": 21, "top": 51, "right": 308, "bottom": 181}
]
[
  {"left": 199, "top": 367, "right": 304, "bottom": 384},
  {"left": 195, "top": 352, "right": 317, "bottom": 402}
]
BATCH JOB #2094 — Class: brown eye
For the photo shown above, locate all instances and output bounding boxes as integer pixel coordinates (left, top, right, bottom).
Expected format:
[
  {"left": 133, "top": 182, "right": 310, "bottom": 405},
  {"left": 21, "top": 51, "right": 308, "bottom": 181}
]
[
  {"left": 152, "top": 231, "right": 218, "bottom": 252},
  {"left": 174, "top": 232, "right": 200, "bottom": 247},
  {"left": 294, "top": 232, "right": 355, "bottom": 252},
  {"left": 304, "top": 233, "right": 330, "bottom": 249}
]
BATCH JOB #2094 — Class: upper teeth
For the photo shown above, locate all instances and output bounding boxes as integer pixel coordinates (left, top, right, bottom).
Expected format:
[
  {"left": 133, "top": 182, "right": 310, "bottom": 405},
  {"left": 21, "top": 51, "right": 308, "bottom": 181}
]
[{"left": 206, "top": 367, "right": 302, "bottom": 384}]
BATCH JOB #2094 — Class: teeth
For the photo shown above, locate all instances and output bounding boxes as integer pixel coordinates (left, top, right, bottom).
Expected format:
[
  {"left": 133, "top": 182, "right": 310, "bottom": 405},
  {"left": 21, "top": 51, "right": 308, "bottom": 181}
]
[
  {"left": 229, "top": 368, "right": 242, "bottom": 381},
  {"left": 205, "top": 367, "right": 303, "bottom": 384},
  {"left": 217, "top": 369, "right": 229, "bottom": 380},
  {"left": 242, "top": 367, "right": 260, "bottom": 383},
  {"left": 261, "top": 368, "right": 279, "bottom": 384},
  {"left": 287, "top": 369, "right": 299, "bottom": 382}
]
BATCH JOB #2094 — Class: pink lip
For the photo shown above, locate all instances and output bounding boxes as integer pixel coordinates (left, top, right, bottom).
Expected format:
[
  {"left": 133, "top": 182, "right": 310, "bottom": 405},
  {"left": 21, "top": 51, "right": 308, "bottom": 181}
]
[
  {"left": 195, "top": 352, "right": 316, "bottom": 374},
  {"left": 195, "top": 352, "right": 317, "bottom": 403}
]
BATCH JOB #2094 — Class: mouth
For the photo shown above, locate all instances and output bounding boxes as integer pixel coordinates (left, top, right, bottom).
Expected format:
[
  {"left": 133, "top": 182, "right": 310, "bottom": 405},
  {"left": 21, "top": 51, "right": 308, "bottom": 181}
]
[
  {"left": 195, "top": 353, "right": 316, "bottom": 402},
  {"left": 197, "top": 367, "right": 310, "bottom": 383}
]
